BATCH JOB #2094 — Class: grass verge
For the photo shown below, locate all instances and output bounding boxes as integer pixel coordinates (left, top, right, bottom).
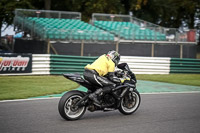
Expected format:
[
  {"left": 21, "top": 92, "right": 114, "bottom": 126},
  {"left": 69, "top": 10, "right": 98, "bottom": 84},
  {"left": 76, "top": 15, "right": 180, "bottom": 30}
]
[
  {"left": 136, "top": 74, "right": 200, "bottom": 86},
  {"left": 0, "top": 74, "right": 199, "bottom": 100},
  {"left": 0, "top": 75, "right": 79, "bottom": 100}
]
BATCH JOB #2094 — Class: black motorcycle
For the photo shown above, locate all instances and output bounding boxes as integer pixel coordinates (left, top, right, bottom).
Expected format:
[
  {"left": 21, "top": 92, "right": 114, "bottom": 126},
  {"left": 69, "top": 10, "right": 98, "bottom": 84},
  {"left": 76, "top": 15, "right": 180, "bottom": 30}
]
[{"left": 58, "top": 63, "right": 141, "bottom": 120}]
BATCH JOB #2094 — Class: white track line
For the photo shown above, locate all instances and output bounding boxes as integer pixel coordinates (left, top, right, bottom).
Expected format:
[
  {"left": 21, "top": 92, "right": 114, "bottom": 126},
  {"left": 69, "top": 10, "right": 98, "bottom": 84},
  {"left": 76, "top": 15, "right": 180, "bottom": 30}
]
[
  {"left": 140, "top": 91, "right": 200, "bottom": 95},
  {"left": 0, "top": 97, "right": 60, "bottom": 103}
]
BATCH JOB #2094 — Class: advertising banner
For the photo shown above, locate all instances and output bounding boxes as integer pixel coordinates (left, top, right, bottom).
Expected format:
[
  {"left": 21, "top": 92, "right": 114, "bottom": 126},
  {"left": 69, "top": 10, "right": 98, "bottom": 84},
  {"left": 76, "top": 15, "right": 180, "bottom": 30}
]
[{"left": 0, "top": 53, "right": 32, "bottom": 74}]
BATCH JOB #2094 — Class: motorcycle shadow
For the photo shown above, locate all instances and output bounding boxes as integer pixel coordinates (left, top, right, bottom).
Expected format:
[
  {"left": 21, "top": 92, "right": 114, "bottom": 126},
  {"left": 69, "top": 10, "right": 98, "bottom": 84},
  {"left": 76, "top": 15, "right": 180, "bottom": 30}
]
[{"left": 80, "top": 110, "right": 136, "bottom": 121}]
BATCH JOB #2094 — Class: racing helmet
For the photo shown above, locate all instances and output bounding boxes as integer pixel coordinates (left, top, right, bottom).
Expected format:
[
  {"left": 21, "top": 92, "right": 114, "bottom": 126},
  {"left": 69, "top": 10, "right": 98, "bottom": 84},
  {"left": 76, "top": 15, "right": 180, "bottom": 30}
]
[{"left": 107, "top": 50, "right": 120, "bottom": 66}]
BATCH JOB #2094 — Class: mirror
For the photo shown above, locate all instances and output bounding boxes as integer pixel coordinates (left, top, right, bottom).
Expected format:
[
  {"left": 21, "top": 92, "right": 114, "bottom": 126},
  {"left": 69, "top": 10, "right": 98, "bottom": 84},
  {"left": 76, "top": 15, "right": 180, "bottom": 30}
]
[
  {"left": 117, "top": 63, "right": 131, "bottom": 72},
  {"left": 117, "top": 63, "right": 127, "bottom": 70}
]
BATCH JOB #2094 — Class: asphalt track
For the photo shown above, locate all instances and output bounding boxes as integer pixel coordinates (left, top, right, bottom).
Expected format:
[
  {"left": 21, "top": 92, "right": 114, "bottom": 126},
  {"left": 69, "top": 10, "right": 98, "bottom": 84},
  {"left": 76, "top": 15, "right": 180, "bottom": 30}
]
[{"left": 1, "top": 92, "right": 200, "bottom": 133}]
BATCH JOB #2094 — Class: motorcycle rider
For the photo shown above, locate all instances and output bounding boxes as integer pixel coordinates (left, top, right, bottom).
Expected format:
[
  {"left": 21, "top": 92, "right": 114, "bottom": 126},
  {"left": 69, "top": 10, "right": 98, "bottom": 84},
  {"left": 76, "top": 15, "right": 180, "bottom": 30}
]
[{"left": 83, "top": 50, "right": 121, "bottom": 106}]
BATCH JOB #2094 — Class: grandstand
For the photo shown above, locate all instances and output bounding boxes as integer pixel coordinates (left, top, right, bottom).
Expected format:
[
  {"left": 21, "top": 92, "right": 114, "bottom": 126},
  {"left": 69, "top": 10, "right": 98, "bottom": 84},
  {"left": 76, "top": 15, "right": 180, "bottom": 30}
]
[
  {"left": 14, "top": 9, "right": 114, "bottom": 41},
  {"left": 94, "top": 21, "right": 166, "bottom": 40},
  {"left": 13, "top": 9, "right": 198, "bottom": 58},
  {"left": 14, "top": 9, "right": 197, "bottom": 43},
  {"left": 16, "top": 17, "right": 114, "bottom": 41},
  {"left": 92, "top": 13, "right": 167, "bottom": 41}
]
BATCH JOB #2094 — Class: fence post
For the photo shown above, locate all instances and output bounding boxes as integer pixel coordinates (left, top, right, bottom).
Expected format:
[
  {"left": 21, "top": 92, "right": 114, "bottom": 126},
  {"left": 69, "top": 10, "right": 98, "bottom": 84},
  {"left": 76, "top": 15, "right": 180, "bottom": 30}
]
[
  {"left": 116, "top": 41, "right": 119, "bottom": 52},
  {"left": 81, "top": 40, "right": 84, "bottom": 56},
  {"left": 180, "top": 44, "right": 183, "bottom": 58},
  {"left": 47, "top": 39, "right": 50, "bottom": 54},
  {"left": 151, "top": 44, "right": 154, "bottom": 57},
  {"left": 50, "top": 43, "right": 58, "bottom": 54}
]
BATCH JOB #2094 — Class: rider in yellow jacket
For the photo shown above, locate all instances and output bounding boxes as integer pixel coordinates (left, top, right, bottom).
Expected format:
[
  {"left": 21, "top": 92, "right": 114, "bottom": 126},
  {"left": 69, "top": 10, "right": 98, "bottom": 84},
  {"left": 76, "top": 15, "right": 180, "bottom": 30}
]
[{"left": 83, "top": 50, "right": 120, "bottom": 106}]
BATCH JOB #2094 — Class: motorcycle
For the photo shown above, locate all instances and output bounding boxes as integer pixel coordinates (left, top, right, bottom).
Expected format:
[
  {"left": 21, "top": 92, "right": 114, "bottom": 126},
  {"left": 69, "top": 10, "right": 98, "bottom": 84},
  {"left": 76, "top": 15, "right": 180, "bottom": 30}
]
[{"left": 58, "top": 63, "right": 141, "bottom": 120}]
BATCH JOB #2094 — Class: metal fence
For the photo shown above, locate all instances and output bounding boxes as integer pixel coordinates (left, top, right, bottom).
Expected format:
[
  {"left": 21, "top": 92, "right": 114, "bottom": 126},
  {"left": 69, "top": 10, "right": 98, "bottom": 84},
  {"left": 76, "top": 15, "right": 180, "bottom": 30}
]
[
  {"left": 134, "top": 17, "right": 197, "bottom": 43},
  {"left": 92, "top": 13, "right": 132, "bottom": 23},
  {"left": 15, "top": 9, "right": 81, "bottom": 19},
  {"left": 132, "top": 17, "right": 197, "bottom": 43}
]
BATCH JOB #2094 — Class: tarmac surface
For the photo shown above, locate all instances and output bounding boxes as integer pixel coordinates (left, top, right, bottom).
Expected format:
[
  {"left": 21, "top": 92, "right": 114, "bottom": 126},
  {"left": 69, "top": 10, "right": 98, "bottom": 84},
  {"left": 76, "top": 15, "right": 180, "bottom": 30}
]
[
  {"left": 1, "top": 80, "right": 200, "bottom": 133},
  {"left": 1, "top": 93, "right": 200, "bottom": 133}
]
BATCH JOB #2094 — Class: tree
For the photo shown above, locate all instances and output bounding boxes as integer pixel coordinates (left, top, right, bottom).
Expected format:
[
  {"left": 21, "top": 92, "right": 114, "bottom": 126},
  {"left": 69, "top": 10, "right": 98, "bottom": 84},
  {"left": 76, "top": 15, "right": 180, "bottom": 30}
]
[
  {"left": 29, "top": 0, "right": 51, "bottom": 10},
  {"left": 0, "top": 0, "right": 33, "bottom": 45},
  {"left": 45, "top": 0, "right": 51, "bottom": 10},
  {"left": 129, "top": 0, "right": 200, "bottom": 43},
  {"left": 50, "top": 0, "right": 124, "bottom": 22},
  {"left": 129, "top": 0, "right": 200, "bottom": 29}
]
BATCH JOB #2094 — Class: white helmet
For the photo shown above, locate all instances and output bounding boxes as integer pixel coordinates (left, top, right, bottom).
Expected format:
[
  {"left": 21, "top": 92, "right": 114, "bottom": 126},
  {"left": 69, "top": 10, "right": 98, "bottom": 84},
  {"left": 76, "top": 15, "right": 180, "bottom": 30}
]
[{"left": 107, "top": 50, "right": 120, "bottom": 66}]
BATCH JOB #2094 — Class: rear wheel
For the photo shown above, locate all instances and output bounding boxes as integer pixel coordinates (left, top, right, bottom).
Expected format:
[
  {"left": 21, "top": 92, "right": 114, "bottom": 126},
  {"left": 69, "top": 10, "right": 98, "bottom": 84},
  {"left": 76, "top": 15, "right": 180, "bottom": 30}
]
[
  {"left": 118, "top": 89, "right": 141, "bottom": 115},
  {"left": 58, "top": 91, "right": 86, "bottom": 120}
]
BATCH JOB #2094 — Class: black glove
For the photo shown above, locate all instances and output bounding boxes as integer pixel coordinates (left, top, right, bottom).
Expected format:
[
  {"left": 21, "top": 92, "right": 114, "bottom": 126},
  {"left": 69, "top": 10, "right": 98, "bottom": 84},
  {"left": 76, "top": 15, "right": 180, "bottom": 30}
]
[
  {"left": 107, "top": 72, "right": 121, "bottom": 83},
  {"left": 114, "top": 70, "right": 123, "bottom": 78}
]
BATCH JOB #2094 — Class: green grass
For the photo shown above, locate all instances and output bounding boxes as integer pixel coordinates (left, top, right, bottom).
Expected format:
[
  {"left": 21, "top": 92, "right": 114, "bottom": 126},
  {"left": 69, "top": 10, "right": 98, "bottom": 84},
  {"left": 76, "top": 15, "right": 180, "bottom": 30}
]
[
  {"left": 0, "top": 76, "right": 79, "bottom": 100},
  {"left": 0, "top": 74, "right": 200, "bottom": 100},
  {"left": 136, "top": 74, "right": 200, "bottom": 86}
]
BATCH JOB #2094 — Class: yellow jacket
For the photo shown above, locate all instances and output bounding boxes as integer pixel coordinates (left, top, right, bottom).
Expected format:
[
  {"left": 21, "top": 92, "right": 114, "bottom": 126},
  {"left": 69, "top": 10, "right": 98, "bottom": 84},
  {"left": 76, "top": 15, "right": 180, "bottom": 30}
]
[{"left": 85, "top": 55, "right": 115, "bottom": 76}]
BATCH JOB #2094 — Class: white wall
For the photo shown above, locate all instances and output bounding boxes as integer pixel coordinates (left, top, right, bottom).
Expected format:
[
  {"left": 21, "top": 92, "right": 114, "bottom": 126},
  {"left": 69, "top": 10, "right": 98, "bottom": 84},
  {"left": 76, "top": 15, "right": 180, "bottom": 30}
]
[
  {"left": 32, "top": 54, "right": 50, "bottom": 75},
  {"left": 120, "top": 56, "right": 170, "bottom": 74}
]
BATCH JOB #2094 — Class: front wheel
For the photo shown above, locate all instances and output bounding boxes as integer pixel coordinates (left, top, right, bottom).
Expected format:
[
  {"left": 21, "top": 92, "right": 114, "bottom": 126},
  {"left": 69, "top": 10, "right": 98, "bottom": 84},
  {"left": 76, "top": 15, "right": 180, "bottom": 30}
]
[
  {"left": 118, "top": 89, "right": 141, "bottom": 115},
  {"left": 58, "top": 90, "right": 86, "bottom": 120}
]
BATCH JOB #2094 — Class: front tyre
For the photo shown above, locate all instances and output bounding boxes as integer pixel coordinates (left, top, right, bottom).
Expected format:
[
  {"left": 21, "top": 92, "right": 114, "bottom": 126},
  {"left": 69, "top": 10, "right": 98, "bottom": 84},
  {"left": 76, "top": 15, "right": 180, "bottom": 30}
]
[
  {"left": 58, "top": 91, "right": 86, "bottom": 121},
  {"left": 118, "top": 89, "right": 141, "bottom": 115}
]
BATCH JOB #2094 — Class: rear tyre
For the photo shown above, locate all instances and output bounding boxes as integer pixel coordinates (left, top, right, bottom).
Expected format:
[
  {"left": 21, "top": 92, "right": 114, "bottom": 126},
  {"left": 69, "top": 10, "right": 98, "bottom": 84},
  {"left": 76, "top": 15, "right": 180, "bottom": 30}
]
[
  {"left": 58, "top": 91, "right": 86, "bottom": 121},
  {"left": 118, "top": 89, "right": 141, "bottom": 115}
]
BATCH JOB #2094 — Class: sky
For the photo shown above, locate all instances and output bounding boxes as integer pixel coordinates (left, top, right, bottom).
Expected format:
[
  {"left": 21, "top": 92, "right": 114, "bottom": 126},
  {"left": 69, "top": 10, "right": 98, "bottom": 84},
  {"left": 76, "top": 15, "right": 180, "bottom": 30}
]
[{"left": 1, "top": 24, "right": 15, "bottom": 36}]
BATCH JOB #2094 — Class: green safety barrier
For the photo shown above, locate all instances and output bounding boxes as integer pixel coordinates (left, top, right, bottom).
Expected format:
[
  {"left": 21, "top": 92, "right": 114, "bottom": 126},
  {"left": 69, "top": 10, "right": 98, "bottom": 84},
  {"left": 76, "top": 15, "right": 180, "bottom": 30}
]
[
  {"left": 170, "top": 58, "right": 200, "bottom": 73},
  {"left": 49, "top": 54, "right": 200, "bottom": 75},
  {"left": 50, "top": 55, "right": 97, "bottom": 75}
]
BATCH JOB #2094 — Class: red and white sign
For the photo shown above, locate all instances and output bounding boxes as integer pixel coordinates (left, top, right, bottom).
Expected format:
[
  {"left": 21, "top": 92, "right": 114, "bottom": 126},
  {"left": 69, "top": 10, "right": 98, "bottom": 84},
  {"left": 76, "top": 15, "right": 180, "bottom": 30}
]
[{"left": 0, "top": 54, "right": 32, "bottom": 73}]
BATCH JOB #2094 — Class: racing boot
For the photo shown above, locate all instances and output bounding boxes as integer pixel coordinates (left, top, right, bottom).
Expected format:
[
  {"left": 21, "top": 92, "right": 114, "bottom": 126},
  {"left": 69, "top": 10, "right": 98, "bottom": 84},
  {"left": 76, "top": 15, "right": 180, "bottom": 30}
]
[{"left": 89, "top": 88, "right": 103, "bottom": 106}]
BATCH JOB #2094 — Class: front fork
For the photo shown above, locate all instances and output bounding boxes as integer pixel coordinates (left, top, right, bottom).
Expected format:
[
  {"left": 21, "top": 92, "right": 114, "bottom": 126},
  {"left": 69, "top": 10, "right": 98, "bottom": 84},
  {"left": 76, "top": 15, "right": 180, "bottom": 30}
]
[{"left": 111, "top": 86, "right": 129, "bottom": 108}]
